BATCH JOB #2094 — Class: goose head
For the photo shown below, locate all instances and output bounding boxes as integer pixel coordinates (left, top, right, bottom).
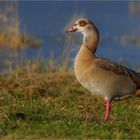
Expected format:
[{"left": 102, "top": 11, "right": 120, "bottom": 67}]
[{"left": 66, "top": 18, "right": 99, "bottom": 37}]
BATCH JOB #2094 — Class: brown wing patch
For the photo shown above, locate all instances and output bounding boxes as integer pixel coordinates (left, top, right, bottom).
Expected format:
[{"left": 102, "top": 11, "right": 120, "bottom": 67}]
[
  {"left": 95, "top": 58, "right": 140, "bottom": 83},
  {"left": 79, "top": 20, "right": 88, "bottom": 27}
]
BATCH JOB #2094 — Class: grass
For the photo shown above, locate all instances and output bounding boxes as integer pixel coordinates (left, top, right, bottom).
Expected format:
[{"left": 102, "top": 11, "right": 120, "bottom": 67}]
[{"left": 0, "top": 69, "right": 140, "bottom": 139}]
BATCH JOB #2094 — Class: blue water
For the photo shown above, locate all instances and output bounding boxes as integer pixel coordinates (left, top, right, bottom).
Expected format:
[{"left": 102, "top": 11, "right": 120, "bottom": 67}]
[{"left": 18, "top": 1, "right": 140, "bottom": 68}]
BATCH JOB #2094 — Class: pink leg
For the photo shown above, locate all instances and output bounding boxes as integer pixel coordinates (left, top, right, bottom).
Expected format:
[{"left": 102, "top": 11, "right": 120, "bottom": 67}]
[{"left": 104, "top": 101, "right": 111, "bottom": 121}]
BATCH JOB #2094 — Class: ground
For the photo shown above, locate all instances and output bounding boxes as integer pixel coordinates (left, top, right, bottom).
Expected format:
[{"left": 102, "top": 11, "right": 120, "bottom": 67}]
[{"left": 0, "top": 70, "right": 140, "bottom": 139}]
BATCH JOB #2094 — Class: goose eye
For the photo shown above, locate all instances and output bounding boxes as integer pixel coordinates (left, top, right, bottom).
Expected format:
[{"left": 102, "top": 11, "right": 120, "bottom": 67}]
[{"left": 79, "top": 20, "right": 87, "bottom": 27}]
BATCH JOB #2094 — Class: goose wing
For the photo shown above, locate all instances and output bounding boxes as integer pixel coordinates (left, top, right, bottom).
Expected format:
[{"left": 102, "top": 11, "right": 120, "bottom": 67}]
[{"left": 95, "top": 58, "right": 140, "bottom": 87}]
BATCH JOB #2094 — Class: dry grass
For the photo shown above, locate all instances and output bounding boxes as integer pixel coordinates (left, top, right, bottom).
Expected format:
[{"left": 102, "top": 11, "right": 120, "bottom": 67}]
[{"left": 0, "top": 69, "right": 140, "bottom": 139}]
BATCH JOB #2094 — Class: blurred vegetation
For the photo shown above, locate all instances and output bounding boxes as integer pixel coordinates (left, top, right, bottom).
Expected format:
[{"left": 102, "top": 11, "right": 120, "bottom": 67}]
[
  {"left": 121, "top": 2, "right": 140, "bottom": 48},
  {"left": 0, "top": 1, "right": 42, "bottom": 49},
  {"left": 129, "top": 1, "right": 140, "bottom": 15},
  {"left": 0, "top": 1, "right": 43, "bottom": 73},
  {"left": 0, "top": 31, "right": 42, "bottom": 49}
]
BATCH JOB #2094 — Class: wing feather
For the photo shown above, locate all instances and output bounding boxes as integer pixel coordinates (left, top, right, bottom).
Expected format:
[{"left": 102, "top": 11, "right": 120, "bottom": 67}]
[{"left": 95, "top": 58, "right": 140, "bottom": 84}]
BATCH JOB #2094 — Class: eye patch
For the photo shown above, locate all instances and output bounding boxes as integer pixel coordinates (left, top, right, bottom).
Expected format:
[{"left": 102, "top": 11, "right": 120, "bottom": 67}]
[{"left": 79, "top": 20, "right": 88, "bottom": 27}]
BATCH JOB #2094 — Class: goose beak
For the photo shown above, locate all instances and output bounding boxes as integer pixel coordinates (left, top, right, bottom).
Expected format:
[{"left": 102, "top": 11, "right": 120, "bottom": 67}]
[{"left": 66, "top": 27, "right": 78, "bottom": 33}]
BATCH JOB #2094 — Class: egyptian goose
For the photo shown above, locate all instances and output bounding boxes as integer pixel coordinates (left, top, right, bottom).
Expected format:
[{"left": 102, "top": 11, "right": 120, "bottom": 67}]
[{"left": 66, "top": 18, "right": 140, "bottom": 121}]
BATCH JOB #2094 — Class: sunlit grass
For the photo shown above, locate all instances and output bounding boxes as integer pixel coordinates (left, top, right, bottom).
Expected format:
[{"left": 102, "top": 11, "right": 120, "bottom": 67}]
[{"left": 0, "top": 70, "right": 140, "bottom": 139}]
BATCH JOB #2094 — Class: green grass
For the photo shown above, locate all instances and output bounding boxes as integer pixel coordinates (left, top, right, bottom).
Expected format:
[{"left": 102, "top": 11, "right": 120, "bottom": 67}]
[{"left": 0, "top": 70, "right": 140, "bottom": 139}]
